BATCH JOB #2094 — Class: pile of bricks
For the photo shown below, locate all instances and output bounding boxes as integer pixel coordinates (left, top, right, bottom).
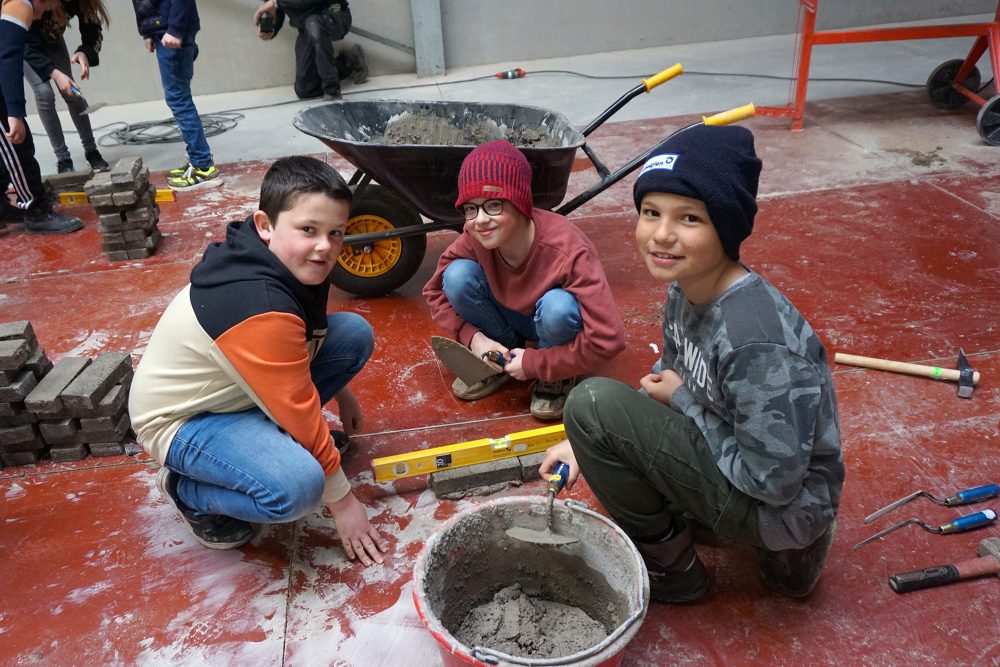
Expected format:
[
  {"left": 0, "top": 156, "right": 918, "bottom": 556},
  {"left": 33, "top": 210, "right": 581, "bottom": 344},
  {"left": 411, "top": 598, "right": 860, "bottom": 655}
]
[
  {"left": 43, "top": 166, "right": 94, "bottom": 198},
  {"left": 0, "top": 321, "right": 54, "bottom": 466},
  {"left": 0, "top": 320, "right": 135, "bottom": 467},
  {"left": 85, "top": 156, "right": 162, "bottom": 262}
]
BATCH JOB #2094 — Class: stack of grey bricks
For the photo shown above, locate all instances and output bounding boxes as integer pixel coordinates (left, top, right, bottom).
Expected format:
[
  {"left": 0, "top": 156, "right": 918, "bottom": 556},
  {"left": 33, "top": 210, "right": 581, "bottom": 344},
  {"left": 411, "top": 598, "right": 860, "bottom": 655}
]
[
  {"left": 85, "top": 156, "right": 162, "bottom": 262},
  {"left": 0, "top": 321, "right": 54, "bottom": 466},
  {"left": 43, "top": 166, "right": 94, "bottom": 196},
  {"left": 26, "top": 351, "right": 134, "bottom": 462}
]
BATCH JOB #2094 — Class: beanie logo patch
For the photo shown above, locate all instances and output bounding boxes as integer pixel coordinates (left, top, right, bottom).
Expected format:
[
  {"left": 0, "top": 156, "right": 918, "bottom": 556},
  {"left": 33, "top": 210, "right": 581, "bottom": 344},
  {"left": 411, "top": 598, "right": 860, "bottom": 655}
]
[
  {"left": 639, "top": 153, "right": 679, "bottom": 175},
  {"left": 483, "top": 185, "right": 504, "bottom": 193}
]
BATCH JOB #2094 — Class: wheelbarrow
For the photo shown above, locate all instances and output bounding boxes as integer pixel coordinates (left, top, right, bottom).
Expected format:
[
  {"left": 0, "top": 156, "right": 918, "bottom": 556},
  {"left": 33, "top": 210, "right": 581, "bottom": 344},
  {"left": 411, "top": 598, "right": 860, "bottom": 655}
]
[{"left": 294, "top": 64, "right": 753, "bottom": 297}]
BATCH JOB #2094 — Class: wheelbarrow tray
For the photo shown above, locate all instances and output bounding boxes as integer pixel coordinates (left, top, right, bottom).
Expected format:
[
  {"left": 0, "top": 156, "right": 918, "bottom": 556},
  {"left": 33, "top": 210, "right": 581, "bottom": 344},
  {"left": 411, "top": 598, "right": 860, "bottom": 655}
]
[{"left": 293, "top": 99, "right": 586, "bottom": 224}]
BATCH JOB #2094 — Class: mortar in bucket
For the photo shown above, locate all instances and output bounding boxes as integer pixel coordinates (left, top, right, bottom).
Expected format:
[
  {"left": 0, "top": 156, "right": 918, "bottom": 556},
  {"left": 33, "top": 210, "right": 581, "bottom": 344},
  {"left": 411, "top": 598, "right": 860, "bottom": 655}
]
[{"left": 412, "top": 496, "right": 649, "bottom": 666}]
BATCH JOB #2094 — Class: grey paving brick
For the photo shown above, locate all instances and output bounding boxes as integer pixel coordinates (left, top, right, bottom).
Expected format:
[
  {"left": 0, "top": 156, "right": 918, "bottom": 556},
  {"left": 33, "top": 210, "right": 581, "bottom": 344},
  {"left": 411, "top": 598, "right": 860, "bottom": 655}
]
[
  {"left": 111, "top": 190, "right": 139, "bottom": 208},
  {"left": 44, "top": 167, "right": 94, "bottom": 192},
  {"left": 0, "top": 340, "right": 30, "bottom": 371},
  {"left": 93, "top": 381, "right": 130, "bottom": 418},
  {"left": 430, "top": 457, "right": 523, "bottom": 497},
  {"left": 50, "top": 444, "right": 89, "bottom": 461},
  {"left": 0, "top": 320, "right": 35, "bottom": 343},
  {"left": 105, "top": 250, "right": 130, "bottom": 262},
  {"left": 24, "top": 356, "right": 90, "bottom": 414},
  {"left": 23, "top": 347, "right": 52, "bottom": 377},
  {"left": 41, "top": 429, "right": 87, "bottom": 446},
  {"left": 0, "top": 412, "right": 36, "bottom": 427},
  {"left": 38, "top": 418, "right": 79, "bottom": 440},
  {"left": 61, "top": 352, "right": 131, "bottom": 414},
  {"left": 0, "top": 369, "right": 16, "bottom": 383},
  {"left": 83, "top": 171, "right": 113, "bottom": 197},
  {"left": 0, "top": 423, "right": 40, "bottom": 446},
  {"left": 0, "top": 370, "right": 38, "bottom": 402},
  {"left": 518, "top": 451, "right": 547, "bottom": 482},
  {"left": 81, "top": 412, "right": 130, "bottom": 443},
  {"left": 110, "top": 156, "right": 143, "bottom": 185},
  {"left": 125, "top": 248, "right": 152, "bottom": 259},
  {"left": 1, "top": 450, "right": 44, "bottom": 466},
  {"left": 88, "top": 442, "right": 126, "bottom": 457}
]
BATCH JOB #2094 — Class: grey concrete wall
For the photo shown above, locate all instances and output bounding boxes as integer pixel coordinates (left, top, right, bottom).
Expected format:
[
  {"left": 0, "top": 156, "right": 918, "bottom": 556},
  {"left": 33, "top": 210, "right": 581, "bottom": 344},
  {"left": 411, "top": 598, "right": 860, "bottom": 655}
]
[{"left": 29, "top": 0, "right": 995, "bottom": 108}]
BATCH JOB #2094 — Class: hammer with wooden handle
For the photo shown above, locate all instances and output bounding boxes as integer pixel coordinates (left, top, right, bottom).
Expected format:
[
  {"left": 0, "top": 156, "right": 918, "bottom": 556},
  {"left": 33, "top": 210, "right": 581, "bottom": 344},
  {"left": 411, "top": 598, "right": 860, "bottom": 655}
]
[{"left": 834, "top": 348, "right": 980, "bottom": 398}]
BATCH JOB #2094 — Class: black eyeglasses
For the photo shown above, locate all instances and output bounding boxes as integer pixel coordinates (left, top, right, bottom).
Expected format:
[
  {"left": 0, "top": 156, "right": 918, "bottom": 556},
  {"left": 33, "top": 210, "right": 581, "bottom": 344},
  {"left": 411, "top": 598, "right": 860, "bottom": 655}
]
[{"left": 460, "top": 199, "right": 505, "bottom": 220}]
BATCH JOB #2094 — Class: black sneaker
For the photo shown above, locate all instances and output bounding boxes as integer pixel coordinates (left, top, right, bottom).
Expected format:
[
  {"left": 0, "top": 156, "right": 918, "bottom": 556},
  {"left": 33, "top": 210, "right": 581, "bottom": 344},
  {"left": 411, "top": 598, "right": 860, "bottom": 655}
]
[
  {"left": 757, "top": 518, "right": 837, "bottom": 598},
  {"left": 636, "top": 518, "right": 710, "bottom": 603},
  {"left": 57, "top": 158, "right": 75, "bottom": 173},
  {"left": 24, "top": 206, "right": 83, "bottom": 234},
  {"left": 156, "top": 467, "right": 255, "bottom": 550},
  {"left": 0, "top": 201, "right": 24, "bottom": 223},
  {"left": 331, "top": 429, "right": 350, "bottom": 456},
  {"left": 85, "top": 149, "right": 109, "bottom": 172}
]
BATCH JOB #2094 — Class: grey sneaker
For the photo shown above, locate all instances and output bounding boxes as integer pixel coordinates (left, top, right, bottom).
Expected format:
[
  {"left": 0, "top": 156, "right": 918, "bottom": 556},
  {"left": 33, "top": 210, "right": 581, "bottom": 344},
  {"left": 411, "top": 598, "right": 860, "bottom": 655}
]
[
  {"left": 636, "top": 518, "right": 710, "bottom": 604},
  {"left": 757, "top": 518, "right": 837, "bottom": 598},
  {"left": 451, "top": 372, "right": 510, "bottom": 400},
  {"left": 156, "top": 467, "right": 255, "bottom": 550},
  {"left": 529, "top": 377, "right": 576, "bottom": 420},
  {"left": 24, "top": 206, "right": 83, "bottom": 234}
]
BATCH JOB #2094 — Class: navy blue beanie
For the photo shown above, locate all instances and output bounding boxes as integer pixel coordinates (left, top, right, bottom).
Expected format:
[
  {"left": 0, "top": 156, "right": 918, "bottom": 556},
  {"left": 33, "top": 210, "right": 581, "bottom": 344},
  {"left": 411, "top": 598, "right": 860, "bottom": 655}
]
[{"left": 632, "top": 125, "right": 762, "bottom": 260}]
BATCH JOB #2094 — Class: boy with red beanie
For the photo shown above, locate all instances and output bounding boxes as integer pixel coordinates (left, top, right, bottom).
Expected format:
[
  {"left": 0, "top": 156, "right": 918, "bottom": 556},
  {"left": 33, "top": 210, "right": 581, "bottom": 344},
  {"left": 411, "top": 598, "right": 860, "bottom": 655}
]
[
  {"left": 539, "top": 125, "right": 844, "bottom": 602},
  {"left": 423, "top": 139, "right": 625, "bottom": 420}
]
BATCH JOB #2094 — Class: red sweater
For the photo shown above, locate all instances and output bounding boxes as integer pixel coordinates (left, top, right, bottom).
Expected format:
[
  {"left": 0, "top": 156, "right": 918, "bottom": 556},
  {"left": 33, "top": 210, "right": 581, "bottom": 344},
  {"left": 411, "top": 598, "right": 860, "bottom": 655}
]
[{"left": 424, "top": 208, "right": 626, "bottom": 381}]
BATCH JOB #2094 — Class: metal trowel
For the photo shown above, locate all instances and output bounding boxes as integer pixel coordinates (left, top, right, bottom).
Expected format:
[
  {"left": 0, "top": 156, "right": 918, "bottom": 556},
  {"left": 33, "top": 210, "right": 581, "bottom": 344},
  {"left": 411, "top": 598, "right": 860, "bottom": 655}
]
[{"left": 506, "top": 462, "right": 579, "bottom": 546}]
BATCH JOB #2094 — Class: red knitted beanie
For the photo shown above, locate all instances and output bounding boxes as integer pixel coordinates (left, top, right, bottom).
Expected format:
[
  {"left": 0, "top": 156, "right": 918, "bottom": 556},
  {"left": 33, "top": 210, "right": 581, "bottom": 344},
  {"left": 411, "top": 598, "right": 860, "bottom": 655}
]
[{"left": 455, "top": 140, "right": 533, "bottom": 218}]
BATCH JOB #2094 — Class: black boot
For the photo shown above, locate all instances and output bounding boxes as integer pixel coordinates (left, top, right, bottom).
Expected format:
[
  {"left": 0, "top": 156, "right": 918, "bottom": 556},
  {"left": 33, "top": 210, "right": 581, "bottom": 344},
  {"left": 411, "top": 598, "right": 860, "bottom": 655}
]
[
  {"left": 85, "top": 149, "right": 109, "bottom": 172},
  {"left": 57, "top": 158, "right": 75, "bottom": 173},
  {"left": 24, "top": 204, "right": 83, "bottom": 235},
  {"left": 346, "top": 44, "right": 368, "bottom": 84},
  {"left": 636, "top": 517, "right": 710, "bottom": 603}
]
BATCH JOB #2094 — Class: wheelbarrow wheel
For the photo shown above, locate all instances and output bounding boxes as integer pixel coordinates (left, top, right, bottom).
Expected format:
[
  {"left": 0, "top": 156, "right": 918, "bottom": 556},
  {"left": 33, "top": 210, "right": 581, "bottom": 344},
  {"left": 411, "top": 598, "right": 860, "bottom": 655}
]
[
  {"left": 332, "top": 184, "right": 427, "bottom": 297},
  {"left": 926, "top": 60, "right": 981, "bottom": 109},
  {"left": 977, "top": 95, "right": 1000, "bottom": 146}
]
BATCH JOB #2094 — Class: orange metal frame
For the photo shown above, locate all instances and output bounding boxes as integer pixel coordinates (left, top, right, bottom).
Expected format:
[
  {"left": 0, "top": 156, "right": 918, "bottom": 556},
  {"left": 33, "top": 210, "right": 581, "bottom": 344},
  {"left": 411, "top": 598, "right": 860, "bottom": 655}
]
[{"left": 756, "top": 1, "right": 1000, "bottom": 130}]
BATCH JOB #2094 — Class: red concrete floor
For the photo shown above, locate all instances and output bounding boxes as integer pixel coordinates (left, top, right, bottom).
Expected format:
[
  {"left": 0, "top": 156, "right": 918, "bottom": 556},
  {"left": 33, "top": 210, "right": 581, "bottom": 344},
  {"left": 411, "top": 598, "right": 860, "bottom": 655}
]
[{"left": 2, "top": 89, "right": 999, "bottom": 666}]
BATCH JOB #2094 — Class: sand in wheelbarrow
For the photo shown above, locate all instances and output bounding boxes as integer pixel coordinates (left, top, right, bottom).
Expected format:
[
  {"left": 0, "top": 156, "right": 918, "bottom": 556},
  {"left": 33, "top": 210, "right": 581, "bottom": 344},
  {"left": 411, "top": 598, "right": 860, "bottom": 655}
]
[
  {"left": 454, "top": 583, "right": 609, "bottom": 659},
  {"left": 380, "top": 112, "right": 558, "bottom": 147}
]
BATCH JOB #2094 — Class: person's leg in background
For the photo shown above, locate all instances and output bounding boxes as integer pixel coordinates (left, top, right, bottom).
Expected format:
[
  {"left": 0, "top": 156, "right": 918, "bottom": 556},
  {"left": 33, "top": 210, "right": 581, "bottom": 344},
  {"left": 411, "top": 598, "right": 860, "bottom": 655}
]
[
  {"left": 154, "top": 41, "right": 220, "bottom": 191},
  {"left": 0, "top": 98, "right": 82, "bottom": 235},
  {"left": 299, "top": 12, "right": 341, "bottom": 99},
  {"left": 292, "top": 22, "right": 322, "bottom": 99},
  {"left": 45, "top": 39, "right": 108, "bottom": 171},
  {"left": 22, "top": 62, "right": 73, "bottom": 173}
]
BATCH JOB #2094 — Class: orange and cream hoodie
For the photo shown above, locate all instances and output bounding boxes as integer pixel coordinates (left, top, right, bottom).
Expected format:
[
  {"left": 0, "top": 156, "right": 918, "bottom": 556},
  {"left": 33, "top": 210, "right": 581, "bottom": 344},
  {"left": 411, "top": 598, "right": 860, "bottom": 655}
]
[{"left": 129, "top": 217, "right": 350, "bottom": 503}]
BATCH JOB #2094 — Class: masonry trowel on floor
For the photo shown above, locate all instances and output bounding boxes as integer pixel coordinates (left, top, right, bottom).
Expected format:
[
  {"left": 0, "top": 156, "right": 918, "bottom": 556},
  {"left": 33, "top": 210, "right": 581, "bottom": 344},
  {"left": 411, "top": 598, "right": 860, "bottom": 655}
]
[{"left": 506, "top": 461, "right": 579, "bottom": 546}]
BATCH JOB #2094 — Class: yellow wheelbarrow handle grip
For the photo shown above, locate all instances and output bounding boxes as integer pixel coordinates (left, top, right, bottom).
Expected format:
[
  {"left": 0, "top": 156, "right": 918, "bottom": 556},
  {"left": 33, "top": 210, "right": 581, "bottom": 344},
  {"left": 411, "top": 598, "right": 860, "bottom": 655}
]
[
  {"left": 643, "top": 63, "right": 683, "bottom": 92},
  {"left": 703, "top": 103, "right": 756, "bottom": 126}
]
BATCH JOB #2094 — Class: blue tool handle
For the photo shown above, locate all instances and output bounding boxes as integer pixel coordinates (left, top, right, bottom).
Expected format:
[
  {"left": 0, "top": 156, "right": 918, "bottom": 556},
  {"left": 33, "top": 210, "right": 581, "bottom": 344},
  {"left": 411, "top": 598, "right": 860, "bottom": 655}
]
[
  {"left": 547, "top": 462, "right": 570, "bottom": 495},
  {"left": 944, "top": 483, "right": 1000, "bottom": 506},
  {"left": 889, "top": 565, "right": 960, "bottom": 593},
  {"left": 941, "top": 509, "right": 997, "bottom": 533}
]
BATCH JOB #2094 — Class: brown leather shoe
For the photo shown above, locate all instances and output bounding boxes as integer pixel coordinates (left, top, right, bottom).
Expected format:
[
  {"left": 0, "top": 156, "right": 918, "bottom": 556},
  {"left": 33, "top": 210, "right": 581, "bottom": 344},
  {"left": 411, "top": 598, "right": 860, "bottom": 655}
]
[{"left": 636, "top": 518, "right": 710, "bottom": 603}]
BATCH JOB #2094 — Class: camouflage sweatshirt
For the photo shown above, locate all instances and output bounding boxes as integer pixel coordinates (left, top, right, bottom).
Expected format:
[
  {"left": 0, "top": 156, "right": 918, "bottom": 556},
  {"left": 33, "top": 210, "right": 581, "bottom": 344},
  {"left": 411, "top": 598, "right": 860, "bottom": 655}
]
[{"left": 655, "top": 270, "right": 844, "bottom": 551}]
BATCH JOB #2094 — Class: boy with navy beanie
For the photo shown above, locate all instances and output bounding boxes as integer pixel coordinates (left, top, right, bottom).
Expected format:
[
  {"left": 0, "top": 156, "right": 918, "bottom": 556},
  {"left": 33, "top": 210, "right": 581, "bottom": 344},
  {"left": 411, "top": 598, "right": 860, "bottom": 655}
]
[
  {"left": 539, "top": 125, "right": 844, "bottom": 602},
  {"left": 424, "top": 139, "right": 626, "bottom": 420}
]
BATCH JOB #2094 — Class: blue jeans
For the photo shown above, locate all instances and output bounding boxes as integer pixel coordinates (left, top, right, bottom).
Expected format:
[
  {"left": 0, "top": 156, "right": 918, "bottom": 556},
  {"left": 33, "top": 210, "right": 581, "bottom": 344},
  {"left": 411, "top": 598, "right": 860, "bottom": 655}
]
[
  {"left": 164, "top": 313, "right": 374, "bottom": 523},
  {"left": 441, "top": 258, "right": 582, "bottom": 349},
  {"left": 155, "top": 42, "right": 213, "bottom": 168}
]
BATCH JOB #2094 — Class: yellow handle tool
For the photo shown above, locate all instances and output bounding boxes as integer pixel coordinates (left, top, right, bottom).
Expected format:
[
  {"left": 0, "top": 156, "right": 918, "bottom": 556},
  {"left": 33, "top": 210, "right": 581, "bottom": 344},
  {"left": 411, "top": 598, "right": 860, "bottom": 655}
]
[
  {"left": 643, "top": 63, "right": 684, "bottom": 92},
  {"left": 703, "top": 103, "right": 757, "bottom": 126}
]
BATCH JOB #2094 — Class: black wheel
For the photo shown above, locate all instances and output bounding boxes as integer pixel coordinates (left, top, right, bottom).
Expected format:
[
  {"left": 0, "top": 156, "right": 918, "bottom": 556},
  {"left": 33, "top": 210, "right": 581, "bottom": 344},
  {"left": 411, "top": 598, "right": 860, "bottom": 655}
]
[
  {"left": 330, "top": 184, "right": 427, "bottom": 297},
  {"left": 977, "top": 95, "right": 1000, "bottom": 146},
  {"left": 926, "top": 60, "right": 981, "bottom": 109}
]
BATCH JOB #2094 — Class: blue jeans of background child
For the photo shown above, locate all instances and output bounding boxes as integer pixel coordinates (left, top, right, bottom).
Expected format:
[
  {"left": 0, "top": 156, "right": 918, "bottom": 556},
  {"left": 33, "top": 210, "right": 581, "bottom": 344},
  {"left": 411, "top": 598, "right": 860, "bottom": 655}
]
[
  {"left": 441, "top": 258, "right": 582, "bottom": 349},
  {"left": 154, "top": 42, "right": 213, "bottom": 168},
  {"left": 164, "top": 313, "right": 374, "bottom": 523}
]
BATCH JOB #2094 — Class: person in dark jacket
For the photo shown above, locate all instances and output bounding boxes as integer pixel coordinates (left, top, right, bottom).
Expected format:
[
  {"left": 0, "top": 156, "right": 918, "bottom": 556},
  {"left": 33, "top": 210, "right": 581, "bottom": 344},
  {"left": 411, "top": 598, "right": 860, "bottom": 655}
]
[
  {"left": 23, "top": 0, "right": 110, "bottom": 173},
  {"left": 1, "top": 0, "right": 83, "bottom": 235},
  {"left": 130, "top": 0, "right": 222, "bottom": 191},
  {"left": 253, "top": 0, "right": 367, "bottom": 100}
]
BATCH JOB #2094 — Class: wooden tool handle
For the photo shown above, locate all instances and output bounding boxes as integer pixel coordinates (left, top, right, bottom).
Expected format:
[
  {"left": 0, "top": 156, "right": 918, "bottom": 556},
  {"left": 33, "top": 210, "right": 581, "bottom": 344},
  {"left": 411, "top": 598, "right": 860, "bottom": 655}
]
[{"left": 834, "top": 353, "right": 980, "bottom": 385}]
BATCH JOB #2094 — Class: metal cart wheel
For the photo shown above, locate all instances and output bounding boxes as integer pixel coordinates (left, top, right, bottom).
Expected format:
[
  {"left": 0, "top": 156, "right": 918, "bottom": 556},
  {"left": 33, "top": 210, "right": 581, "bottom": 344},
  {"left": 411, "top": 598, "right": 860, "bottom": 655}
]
[
  {"left": 331, "top": 184, "right": 427, "bottom": 297},
  {"left": 926, "top": 60, "right": 982, "bottom": 109},
  {"left": 977, "top": 95, "right": 1000, "bottom": 146}
]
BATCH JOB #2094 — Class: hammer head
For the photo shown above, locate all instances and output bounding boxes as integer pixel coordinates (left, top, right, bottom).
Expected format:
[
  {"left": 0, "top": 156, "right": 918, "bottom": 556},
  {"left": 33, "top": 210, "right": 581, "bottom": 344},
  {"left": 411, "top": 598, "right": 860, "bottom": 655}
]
[
  {"left": 957, "top": 348, "right": 974, "bottom": 399},
  {"left": 977, "top": 536, "right": 1000, "bottom": 565}
]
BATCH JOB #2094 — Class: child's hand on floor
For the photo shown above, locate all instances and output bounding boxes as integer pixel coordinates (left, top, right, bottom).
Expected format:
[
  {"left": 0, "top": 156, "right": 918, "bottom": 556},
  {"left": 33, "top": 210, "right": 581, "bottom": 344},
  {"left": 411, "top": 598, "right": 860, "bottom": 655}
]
[
  {"left": 327, "top": 492, "right": 387, "bottom": 566},
  {"left": 335, "top": 388, "right": 363, "bottom": 434}
]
